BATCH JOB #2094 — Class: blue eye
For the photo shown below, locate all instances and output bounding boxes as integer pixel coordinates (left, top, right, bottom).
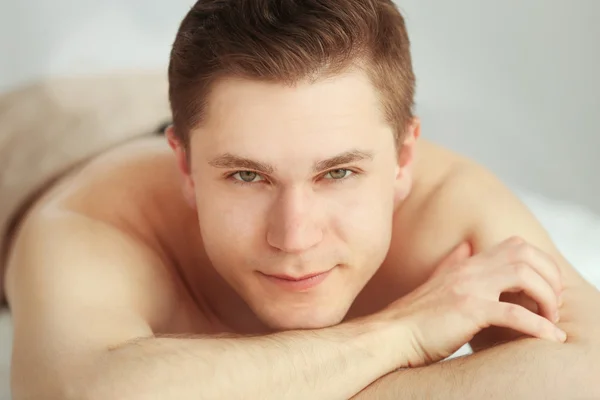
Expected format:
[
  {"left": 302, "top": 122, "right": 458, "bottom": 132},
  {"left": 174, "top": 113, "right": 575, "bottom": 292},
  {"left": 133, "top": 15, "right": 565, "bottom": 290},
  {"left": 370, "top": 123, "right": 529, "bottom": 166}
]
[{"left": 324, "top": 169, "right": 353, "bottom": 180}]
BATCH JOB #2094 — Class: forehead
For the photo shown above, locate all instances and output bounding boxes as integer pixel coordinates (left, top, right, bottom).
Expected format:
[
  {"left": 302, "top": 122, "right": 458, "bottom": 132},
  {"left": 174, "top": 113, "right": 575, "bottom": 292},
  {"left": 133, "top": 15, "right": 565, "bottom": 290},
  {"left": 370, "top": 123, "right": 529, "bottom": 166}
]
[{"left": 191, "top": 70, "right": 393, "bottom": 157}]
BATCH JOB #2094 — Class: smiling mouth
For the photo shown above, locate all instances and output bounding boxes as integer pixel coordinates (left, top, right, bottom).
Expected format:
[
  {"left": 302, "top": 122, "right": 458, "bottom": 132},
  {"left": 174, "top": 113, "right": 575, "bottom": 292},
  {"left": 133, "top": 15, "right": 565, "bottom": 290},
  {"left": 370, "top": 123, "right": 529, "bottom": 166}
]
[
  {"left": 259, "top": 267, "right": 336, "bottom": 291},
  {"left": 267, "top": 271, "right": 329, "bottom": 281}
]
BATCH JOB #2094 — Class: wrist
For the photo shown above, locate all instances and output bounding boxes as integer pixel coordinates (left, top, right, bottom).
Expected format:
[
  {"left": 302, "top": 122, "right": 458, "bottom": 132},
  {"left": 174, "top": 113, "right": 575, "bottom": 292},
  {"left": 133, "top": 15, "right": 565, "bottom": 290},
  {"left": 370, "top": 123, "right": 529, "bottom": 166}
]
[{"left": 346, "top": 313, "right": 415, "bottom": 373}]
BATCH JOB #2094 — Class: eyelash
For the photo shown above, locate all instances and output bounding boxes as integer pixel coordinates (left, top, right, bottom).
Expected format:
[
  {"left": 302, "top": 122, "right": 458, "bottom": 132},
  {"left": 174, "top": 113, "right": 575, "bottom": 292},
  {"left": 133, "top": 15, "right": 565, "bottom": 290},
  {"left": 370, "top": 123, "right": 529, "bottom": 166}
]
[{"left": 226, "top": 168, "right": 359, "bottom": 187}]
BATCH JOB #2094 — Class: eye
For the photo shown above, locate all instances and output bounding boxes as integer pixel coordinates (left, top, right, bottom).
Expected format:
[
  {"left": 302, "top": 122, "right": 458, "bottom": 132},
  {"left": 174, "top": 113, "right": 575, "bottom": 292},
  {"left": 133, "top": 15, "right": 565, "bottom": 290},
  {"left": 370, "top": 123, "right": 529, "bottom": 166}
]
[
  {"left": 232, "top": 171, "right": 265, "bottom": 183},
  {"left": 324, "top": 169, "right": 353, "bottom": 180}
]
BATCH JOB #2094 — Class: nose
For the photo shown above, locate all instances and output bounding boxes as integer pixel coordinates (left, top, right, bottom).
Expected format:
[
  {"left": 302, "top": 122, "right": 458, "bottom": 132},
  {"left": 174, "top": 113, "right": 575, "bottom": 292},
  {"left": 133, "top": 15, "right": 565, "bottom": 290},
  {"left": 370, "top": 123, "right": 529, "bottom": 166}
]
[{"left": 266, "top": 186, "right": 323, "bottom": 253}]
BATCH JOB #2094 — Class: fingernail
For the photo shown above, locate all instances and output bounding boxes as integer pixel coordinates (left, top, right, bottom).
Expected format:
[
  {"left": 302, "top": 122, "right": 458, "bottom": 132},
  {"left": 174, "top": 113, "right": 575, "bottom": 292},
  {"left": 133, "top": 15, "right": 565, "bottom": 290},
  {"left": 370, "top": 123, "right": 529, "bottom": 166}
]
[
  {"left": 554, "top": 311, "right": 560, "bottom": 323},
  {"left": 555, "top": 328, "right": 567, "bottom": 342},
  {"left": 558, "top": 294, "right": 564, "bottom": 307}
]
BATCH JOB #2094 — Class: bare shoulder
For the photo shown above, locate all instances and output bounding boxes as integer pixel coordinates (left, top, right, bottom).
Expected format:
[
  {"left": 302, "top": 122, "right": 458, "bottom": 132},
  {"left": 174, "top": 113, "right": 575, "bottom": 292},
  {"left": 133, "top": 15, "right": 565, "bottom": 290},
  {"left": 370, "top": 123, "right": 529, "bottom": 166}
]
[
  {"left": 409, "top": 144, "right": 599, "bottom": 350},
  {"left": 5, "top": 138, "right": 193, "bottom": 332},
  {"left": 408, "top": 139, "right": 510, "bottom": 217},
  {"left": 387, "top": 140, "right": 478, "bottom": 270},
  {"left": 402, "top": 139, "right": 586, "bottom": 286},
  {"left": 5, "top": 204, "right": 181, "bottom": 333},
  {"left": 5, "top": 138, "right": 214, "bottom": 395},
  {"left": 404, "top": 140, "right": 544, "bottom": 250},
  {"left": 4, "top": 205, "right": 188, "bottom": 396},
  {"left": 46, "top": 137, "right": 185, "bottom": 232},
  {"left": 403, "top": 139, "right": 543, "bottom": 242},
  {"left": 387, "top": 139, "right": 573, "bottom": 282}
]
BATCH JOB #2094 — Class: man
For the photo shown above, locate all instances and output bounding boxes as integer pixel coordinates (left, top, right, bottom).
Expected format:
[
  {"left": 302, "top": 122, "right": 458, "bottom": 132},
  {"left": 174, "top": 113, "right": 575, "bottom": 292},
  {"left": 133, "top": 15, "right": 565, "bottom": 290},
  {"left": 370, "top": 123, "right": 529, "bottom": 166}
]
[{"left": 3, "top": 1, "right": 600, "bottom": 399}]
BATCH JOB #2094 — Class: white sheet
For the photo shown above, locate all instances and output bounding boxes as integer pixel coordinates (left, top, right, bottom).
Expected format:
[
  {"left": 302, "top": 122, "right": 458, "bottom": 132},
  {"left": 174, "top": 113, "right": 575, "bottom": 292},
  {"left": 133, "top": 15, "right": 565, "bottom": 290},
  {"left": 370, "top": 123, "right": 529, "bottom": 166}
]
[
  {"left": 0, "top": 310, "right": 11, "bottom": 400},
  {"left": 518, "top": 189, "right": 600, "bottom": 289},
  {"left": 0, "top": 190, "right": 599, "bottom": 397}
]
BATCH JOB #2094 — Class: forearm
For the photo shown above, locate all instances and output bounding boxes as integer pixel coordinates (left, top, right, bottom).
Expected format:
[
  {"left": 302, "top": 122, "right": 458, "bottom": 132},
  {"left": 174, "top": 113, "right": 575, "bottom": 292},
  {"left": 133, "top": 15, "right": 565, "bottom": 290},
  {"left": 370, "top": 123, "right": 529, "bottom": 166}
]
[
  {"left": 352, "top": 232, "right": 600, "bottom": 399},
  {"left": 353, "top": 339, "right": 599, "bottom": 400},
  {"left": 85, "top": 318, "right": 404, "bottom": 400}
]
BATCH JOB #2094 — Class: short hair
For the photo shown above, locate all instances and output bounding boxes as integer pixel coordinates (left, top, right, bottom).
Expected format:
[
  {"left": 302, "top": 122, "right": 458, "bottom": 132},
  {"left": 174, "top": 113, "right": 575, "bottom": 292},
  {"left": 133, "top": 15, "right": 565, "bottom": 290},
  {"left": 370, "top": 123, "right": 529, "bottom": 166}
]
[{"left": 168, "top": 0, "right": 416, "bottom": 146}]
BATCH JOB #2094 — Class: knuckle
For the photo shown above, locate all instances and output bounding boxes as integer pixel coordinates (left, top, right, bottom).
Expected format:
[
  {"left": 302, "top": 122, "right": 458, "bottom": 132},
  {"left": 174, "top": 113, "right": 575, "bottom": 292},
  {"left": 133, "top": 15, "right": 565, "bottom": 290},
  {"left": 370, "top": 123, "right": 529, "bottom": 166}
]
[
  {"left": 506, "top": 242, "right": 535, "bottom": 264},
  {"left": 512, "top": 262, "right": 531, "bottom": 281},
  {"left": 516, "top": 242, "right": 534, "bottom": 259},
  {"left": 508, "top": 235, "right": 525, "bottom": 246}
]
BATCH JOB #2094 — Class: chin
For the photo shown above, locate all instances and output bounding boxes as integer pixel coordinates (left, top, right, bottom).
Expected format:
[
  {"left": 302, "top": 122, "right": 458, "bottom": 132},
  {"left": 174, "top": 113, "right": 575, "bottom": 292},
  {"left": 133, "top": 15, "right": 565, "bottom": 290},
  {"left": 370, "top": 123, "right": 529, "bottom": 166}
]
[{"left": 260, "top": 307, "right": 348, "bottom": 331}]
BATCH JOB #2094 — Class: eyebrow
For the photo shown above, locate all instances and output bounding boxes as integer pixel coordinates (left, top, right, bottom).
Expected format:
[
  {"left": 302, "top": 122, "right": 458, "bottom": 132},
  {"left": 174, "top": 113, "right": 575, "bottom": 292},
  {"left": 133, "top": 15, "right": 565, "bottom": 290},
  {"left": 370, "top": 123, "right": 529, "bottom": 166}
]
[{"left": 208, "top": 149, "right": 374, "bottom": 174}]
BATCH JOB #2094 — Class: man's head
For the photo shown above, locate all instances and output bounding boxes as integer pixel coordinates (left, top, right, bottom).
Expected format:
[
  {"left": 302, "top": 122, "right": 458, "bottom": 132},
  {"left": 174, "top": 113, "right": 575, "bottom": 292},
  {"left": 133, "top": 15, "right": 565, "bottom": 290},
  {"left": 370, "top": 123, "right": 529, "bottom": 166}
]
[{"left": 167, "top": 0, "right": 419, "bottom": 331}]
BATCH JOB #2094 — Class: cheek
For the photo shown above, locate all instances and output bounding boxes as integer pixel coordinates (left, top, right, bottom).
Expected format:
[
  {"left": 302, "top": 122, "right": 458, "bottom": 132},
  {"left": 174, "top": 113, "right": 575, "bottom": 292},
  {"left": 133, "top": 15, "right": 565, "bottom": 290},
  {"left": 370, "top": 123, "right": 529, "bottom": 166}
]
[
  {"left": 198, "top": 209, "right": 267, "bottom": 282},
  {"left": 331, "top": 180, "right": 396, "bottom": 243},
  {"left": 196, "top": 187, "right": 268, "bottom": 253}
]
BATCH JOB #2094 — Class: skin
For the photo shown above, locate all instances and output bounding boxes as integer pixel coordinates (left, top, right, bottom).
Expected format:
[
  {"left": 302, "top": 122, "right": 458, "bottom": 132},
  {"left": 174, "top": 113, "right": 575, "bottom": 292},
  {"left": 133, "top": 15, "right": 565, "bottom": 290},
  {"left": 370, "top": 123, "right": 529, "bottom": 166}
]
[{"left": 4, "top": 70, "right": 600, "bottom": 399}]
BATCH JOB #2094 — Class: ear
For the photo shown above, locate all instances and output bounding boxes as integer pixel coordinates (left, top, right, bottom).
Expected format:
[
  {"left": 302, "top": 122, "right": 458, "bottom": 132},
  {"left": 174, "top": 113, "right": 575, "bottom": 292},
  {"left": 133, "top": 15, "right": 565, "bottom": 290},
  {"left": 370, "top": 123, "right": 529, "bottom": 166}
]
[
  {"left": 167, "top": 125, "right": 190, "bottom": 174},
  {"left": 166, "top": 125, "right": 197, "bottom": 210},
  {"left": 394, "top": 117, "right": 421, "bottom": 203}
]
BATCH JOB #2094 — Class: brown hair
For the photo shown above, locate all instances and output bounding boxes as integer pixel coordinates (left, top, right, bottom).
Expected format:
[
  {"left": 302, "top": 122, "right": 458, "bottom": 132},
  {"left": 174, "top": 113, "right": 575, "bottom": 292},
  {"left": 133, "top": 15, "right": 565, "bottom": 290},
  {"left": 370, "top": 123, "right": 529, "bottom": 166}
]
[{"left": 168, "top": 0, "right": 416, "bottom": 146}]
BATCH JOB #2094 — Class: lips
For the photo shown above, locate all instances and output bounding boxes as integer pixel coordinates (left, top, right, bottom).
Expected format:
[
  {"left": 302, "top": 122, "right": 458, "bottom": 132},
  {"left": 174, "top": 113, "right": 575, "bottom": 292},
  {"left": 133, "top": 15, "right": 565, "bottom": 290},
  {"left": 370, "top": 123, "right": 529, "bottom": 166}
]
[
  {"left": 259, "top": 267, "right": 335, "bottom": 291},
  {"left": 268, "top": 271, "right": 328, "bottom": 281}
]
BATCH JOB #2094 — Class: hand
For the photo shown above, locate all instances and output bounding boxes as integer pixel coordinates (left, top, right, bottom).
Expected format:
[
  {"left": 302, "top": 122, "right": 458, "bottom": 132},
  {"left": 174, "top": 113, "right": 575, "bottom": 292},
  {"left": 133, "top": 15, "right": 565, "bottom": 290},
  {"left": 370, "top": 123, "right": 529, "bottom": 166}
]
[{"left": 382, "top": 236, "right": 565, "bottom": 368}]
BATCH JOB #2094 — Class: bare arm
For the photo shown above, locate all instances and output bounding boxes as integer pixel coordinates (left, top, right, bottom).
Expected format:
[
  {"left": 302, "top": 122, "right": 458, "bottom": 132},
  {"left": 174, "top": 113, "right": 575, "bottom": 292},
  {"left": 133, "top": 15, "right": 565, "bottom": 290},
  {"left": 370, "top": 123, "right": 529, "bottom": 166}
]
[
  {"left": 354, "top": 277, "right": 600, "bottom": 399},
  {"left": 353, "top": 335, "right": 596, "bottom": 400},
  {"left": 354, "top": 281, "right": 600, "bottom": 399},
  {"left": 93, "top": 323, "right": 398, "bottom": 400},
  {"left": 6, "top": 212, "right": 405, "bottom": 400},
  {"left": 352, "top": 167, "right": 600, "bottom": 399}
]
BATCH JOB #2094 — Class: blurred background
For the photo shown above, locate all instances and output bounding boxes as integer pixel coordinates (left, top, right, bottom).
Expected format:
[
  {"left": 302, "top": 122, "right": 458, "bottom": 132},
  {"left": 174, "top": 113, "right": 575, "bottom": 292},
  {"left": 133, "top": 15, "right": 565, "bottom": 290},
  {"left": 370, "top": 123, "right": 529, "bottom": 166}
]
[{"left": 0, "top": 1, "right": 599, "bottom": 399}]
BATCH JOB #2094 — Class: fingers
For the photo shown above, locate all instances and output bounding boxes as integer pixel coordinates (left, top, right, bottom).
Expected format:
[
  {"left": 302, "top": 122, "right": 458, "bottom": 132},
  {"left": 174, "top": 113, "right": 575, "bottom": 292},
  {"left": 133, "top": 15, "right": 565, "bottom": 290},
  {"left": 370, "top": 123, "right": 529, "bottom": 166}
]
[
  {"left": 493, "top": 263, "right": 559, "bottom": 323},
  {"left": 493, "top": 237, "right": 563, "bottom": 297},
  {"left": 515, "top": 240, "right": 562, "bottom": 297},
  {"left": 483, "top": 300, "right": 567, "bottom": 343}
]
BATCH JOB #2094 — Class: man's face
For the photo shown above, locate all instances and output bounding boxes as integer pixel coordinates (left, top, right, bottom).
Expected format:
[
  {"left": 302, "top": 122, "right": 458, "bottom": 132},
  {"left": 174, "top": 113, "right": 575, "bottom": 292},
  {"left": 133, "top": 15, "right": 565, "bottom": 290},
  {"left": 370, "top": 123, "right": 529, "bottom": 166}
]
[{"left": 183, "top": 70, "right": 412, "bottom": 330}]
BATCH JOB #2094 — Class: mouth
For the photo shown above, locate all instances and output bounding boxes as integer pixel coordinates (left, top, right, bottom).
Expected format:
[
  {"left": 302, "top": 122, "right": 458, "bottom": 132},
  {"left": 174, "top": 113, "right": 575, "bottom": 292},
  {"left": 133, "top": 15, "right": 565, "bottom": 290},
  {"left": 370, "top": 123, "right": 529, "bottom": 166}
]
[
  {"left": 259, "top": 267, "right": 335, "bottom": 291},
  {"left": 269, "top": 271, "right": 328, "bottom": 281}
]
